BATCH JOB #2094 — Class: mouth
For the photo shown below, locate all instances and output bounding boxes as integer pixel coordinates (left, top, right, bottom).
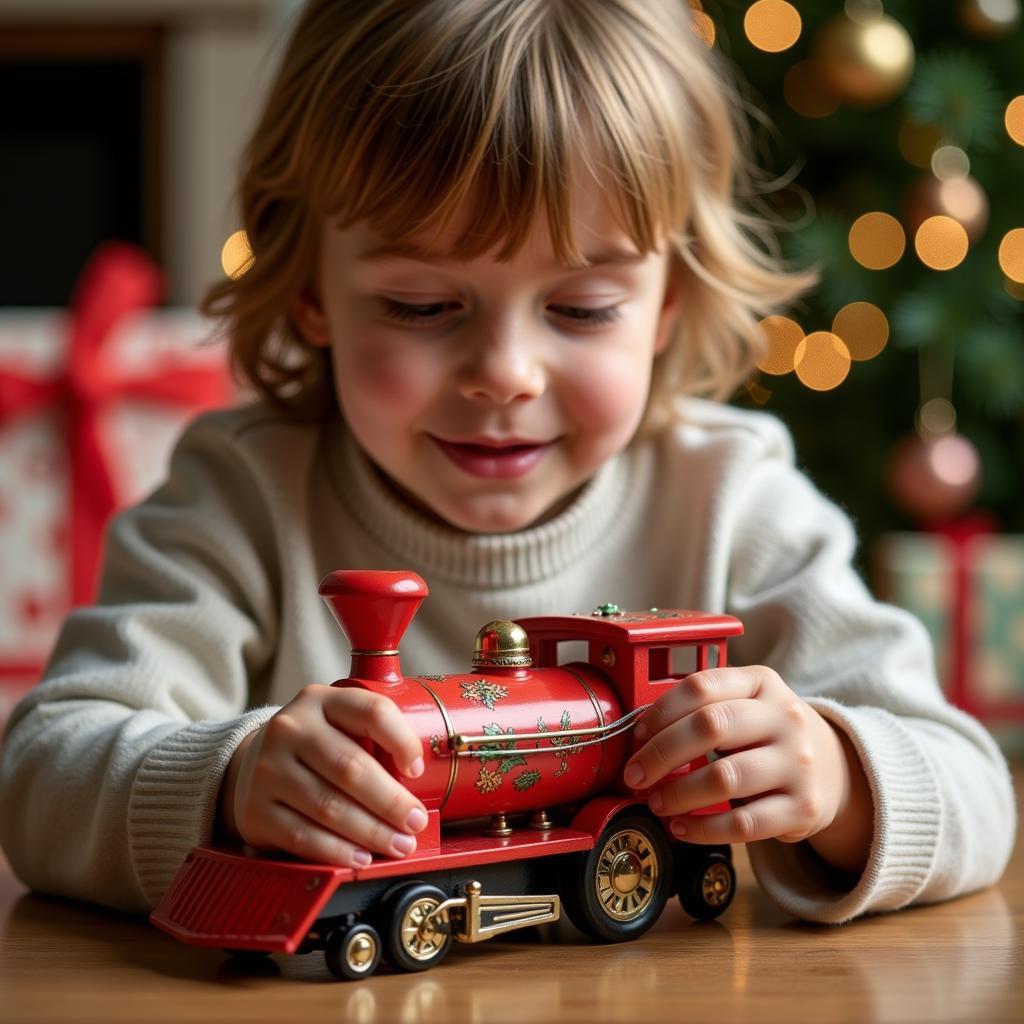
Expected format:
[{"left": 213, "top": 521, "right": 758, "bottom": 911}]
[{"left": 429, "top": 436, "right": 557, "bottom": 480}]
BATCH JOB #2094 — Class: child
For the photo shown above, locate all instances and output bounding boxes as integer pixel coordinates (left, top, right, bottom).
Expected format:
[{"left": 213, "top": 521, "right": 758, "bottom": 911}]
[{"left": 0, "top": 0, "right": 1014, "bottom": 924}]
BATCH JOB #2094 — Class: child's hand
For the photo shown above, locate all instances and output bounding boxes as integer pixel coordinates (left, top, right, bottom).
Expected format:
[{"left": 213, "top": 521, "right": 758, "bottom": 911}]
[
  {"left": 218, "top": 685, "right": 428, "bottom": 868},
  {"left": 624, "top": 667, "right": 872, "bottom": 873}
]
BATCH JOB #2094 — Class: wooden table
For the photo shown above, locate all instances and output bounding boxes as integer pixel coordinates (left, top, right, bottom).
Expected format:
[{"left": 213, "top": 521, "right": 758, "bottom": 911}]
[{"left": 2, "top": 769, "right": 1021, "bottom": 1024}]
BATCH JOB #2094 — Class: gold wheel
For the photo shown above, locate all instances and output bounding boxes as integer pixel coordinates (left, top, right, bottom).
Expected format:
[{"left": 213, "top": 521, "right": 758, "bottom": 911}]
[
  {"left": 701, "top": 860, "right": 733, "bottom": 907},
  {"left": 385, "top": 883, "right": 453, "bottom": 972},
  {"left": 594, "top": 827, "right": 660, "bottom": 922},
  {"left": 399, "top": 896, "right": 448, "bottom": 962},
  {"left": 324, "top": 923, "right": 382, "bottom": 980}
]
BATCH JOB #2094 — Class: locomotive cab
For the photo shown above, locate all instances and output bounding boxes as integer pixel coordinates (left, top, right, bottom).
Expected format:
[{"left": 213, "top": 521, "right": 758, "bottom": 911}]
[{"left": 151, "top": 570, "right": 742, "bottom": 980}]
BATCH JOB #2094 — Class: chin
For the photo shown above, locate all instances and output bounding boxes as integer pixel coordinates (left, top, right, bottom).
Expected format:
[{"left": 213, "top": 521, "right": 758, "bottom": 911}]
[{"left": 438, "top": 495, "right": 552, "bottom": 535}]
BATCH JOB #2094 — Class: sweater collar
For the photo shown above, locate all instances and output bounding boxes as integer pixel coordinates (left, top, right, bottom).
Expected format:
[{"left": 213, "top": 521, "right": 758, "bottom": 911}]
[{"left": 327, "top": 421, "right": 634, "bottom": 588}]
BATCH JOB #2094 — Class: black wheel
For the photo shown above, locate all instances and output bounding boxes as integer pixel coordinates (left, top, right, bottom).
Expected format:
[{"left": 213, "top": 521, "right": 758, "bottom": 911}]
[
  {"left": 561, "top": 813, "right": 672, "bottom": 942},
  {"left": 324, "top": 922, "right": 382, "bottom": 980},
  {"left": 676, "top": 848, "right": 735, "bottom": 921},
  {"left": 382, "top": 883, "right": 452, "bottom": 972}
]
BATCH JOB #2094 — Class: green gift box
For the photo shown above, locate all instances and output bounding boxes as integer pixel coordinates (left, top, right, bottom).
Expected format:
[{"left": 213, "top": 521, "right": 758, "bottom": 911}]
[{"left": 874, "top": 530, "right": 1024, "bottom": 747}]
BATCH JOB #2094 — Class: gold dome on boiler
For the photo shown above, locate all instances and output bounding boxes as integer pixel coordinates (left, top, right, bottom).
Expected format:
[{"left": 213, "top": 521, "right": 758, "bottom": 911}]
[{"left": 472, "top": 620, "right": 532, "bottom": 669}]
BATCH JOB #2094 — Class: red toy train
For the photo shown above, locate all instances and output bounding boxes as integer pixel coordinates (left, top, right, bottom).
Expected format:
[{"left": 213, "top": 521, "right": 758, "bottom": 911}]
[{"left": 151, "top": 570, "right": 742, "bottom": 980}]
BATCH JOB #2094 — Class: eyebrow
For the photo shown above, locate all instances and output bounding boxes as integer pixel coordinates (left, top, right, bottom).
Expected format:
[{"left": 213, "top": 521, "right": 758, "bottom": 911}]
[{"left": 356, "top": 242, "right": 647, "bottom": 270}]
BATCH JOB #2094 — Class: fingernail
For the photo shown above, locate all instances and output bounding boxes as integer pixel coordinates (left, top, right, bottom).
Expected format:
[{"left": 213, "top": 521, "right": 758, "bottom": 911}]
[
  {"left": 649, "top": 789, "right": 664, "bottom": 814},
  {"left": 624, "top": 763, "right": 644, "bottom": 787},
  {"left": 407, "top": 756, "right": 425, "bottom": 778},
  {"left": 392, "top": 832, "right": 416, "bottom": 856},
  {"left": 352, "top": 849, "right": 372, "bottom": 867},
  {"left": 670, "top": 820, "right": 688, "bottom": 838},
  {"left": 634, "top": 721, "right": 648, "bottom": 742},
  {"left": 406, "top": 807, "right": 429, "bottom": 832}
]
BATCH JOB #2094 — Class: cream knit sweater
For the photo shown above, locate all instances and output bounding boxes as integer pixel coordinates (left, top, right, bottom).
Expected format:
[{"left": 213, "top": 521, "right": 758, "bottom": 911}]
[{"left": 0, "top": 399, "right": 1015, "bottom": 921}]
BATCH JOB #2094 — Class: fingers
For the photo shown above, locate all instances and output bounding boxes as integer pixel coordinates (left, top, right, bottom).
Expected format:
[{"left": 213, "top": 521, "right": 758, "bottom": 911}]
[
  {"left": 664, "top": 794, "right": 806, "bottom": 846},
  {"left": 277, "top": 710, "right": 428, "bottom": 839},
  {"left": 647, "top": 747, "right": 779, "bottom": 817},
  {"left": 237, "top": 686, "right": 431, "bottom": 864},
  {"left": 278, "top": 758, "right": 426, "bottom": 860},
  {"left": 322, "top": 686, "right": 425, "bottom": 778},
  {"left": 634, "top": 667, "right": 781, "bottom": 745},
  {"left": 250, "top": 802, "right": 377, "bottom": 868},
  {"left": 626, "top": 696, "right": 779, "bottom": 789}
]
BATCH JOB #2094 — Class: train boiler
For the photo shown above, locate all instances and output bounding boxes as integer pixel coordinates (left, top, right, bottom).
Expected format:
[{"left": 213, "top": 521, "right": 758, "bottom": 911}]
[{"left": 151, "top": 570, "right": 744, "bottom": 980}]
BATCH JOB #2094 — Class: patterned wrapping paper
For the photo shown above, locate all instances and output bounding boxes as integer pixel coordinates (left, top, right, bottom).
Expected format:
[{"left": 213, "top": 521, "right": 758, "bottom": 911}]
[
  {"left": 0, "top": 306, "right": 233, "bottom": 699},
  {"left": 874, "top": 530, "right": 1024, "bottom": 740}
]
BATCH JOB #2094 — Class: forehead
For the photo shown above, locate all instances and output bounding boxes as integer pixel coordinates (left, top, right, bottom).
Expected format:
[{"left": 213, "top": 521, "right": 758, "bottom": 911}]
[{"left": 342, "top": 165, "right": 643, "bottom": 271}]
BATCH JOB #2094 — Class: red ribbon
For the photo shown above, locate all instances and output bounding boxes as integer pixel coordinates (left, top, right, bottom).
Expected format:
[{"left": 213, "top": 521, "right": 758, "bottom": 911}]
[
  {"left": 925, "top": 512, "right": 1024, "bottom": 722},
  {"left": 0, "top": 241, "right": 230, "bottom": 608}
]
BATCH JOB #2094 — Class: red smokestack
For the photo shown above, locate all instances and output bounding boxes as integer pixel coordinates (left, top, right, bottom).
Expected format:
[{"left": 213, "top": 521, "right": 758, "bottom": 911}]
[{"left": 318, "top": 570, "right": 428, "bottom": 684}]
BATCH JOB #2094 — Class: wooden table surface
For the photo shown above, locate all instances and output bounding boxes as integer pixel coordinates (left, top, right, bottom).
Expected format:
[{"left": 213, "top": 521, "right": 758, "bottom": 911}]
[{"left": 2, "top": 768, "right": 1021, "bottom": 1024}]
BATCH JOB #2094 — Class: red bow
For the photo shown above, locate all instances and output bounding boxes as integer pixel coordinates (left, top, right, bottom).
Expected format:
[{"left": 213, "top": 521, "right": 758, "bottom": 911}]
[{"left": 0, "top": 242, "right": 230, "bottom": 607}]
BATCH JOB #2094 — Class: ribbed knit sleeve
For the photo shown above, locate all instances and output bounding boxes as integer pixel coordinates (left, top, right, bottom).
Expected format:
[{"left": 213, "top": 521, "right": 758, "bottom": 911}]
[
  {"left": 0, "top": 411, "right": 283, "bottom": 911},
  {"left": 723, "top": 449, "right": 1016, "bottom": 923}
]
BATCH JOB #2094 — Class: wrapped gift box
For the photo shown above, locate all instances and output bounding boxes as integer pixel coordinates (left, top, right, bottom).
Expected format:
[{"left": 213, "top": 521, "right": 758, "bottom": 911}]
[
  {"left": 0, "top": 244, "right": 233, "bottom": 707},
  {"left": 874, "top": 528, "right": 1024, "bottom": 742}
]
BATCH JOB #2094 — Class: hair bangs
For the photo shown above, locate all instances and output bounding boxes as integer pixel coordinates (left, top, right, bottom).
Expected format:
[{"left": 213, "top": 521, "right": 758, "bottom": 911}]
[{"left": 318, "top": 0, "right": 688, "bottom": 267}]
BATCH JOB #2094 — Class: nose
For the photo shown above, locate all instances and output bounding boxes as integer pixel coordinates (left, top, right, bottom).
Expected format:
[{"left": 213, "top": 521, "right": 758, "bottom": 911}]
[{"left": 456, "top": 327, "right": 546, "bottom": 405}]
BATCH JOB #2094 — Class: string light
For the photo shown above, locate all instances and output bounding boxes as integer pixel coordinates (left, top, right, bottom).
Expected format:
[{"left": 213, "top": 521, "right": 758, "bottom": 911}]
[
  {"left": 757, "top": 316, "right": 805, "bottom": 374},
  {"left": 999, "top": 228, "right": 1024, "bottom": 283},
  {"left": 793, "top": 332, "right": 852, "bottom": 391},
  {"left": 914, "top": 216, "right": 969, "bottom": 270},
  {"left": 691, "top": 8, "right": 716, "bottom": 46},
  {"left": 1007, "top": 96, "right": 1024, "bottom": 146},
  {"left": 221, "top": 230, "right": 253, "bottom": 279},
  {"left": 849, "top": 212, "right": 906, "bottom": 270},
  {"left": 744, "top": 1, "right": 802, "bottom": 53},
  {"left": 832, "top": 302, "right": 889, "bottom": 361},
  {"left": 931, "top": 145, "right": 970, "bottom": 181},
  {"left": 917, "top": 397, "right": 957, "bottom": 435}
]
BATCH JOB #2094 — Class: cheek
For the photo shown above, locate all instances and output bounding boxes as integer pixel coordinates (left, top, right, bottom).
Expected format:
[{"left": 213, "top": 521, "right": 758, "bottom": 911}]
[
  {"left": 563, "top": 351, "right": 654, "bottom": 438},
  {"left": 336, "top": 343, "right": 438, "bottom": 415}
]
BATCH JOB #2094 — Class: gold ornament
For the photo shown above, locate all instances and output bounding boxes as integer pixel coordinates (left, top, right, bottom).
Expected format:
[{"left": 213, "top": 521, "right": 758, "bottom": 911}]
[
  {"left": 904, "top": 174, "right": 989, "bottom": 243},
  {"left": 472, "top": 620, "right": 532, "bottom": 668},
  {"left": 957, "top": 0, "right": 1021, "bottom": 38},
  {"left": 885, "top": 432, "right": 981, "bottom": 524},
  {"left": 814, "top": 11, "right": 915, "bottom": 107}
]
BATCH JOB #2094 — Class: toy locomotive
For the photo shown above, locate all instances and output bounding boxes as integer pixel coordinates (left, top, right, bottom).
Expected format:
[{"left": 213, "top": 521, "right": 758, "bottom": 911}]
[{"left": 151, "top": 570, "right": 742, "bottom": 980}]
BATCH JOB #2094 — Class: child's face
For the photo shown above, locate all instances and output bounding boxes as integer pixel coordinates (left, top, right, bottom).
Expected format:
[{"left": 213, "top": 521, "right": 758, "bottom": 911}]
[{"left": 298, "top": 170, "right": 679, "bottom": 533}]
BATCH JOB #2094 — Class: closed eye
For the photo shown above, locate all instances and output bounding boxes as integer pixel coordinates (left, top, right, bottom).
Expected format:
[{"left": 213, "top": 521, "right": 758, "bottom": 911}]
[{"left": 379, "top": 298, "right": 623, "bottom": 328}]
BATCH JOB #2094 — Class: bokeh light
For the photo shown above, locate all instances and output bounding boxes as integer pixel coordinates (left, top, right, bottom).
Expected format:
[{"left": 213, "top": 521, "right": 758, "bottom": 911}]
[
  {"left": 832, "top": 301, "right": 889, "bottom": 361},
  {"left": 784, "top": 61, "right": 841, "bottom": 119},
  {"left": 999, "top": 228, "right": 1024, "bottom": 283},
  {"left": 917, "top": 397, "right": 957, "bottom": 435},
  {"left": 914, "top": 216, "right": 969, "bottom": 270},
  {"left": 794, "top": 332, "right": 852, "bottom": 391},
  {"left": 959, "top": 0, "right": 1022, "bottom": 37},
  {"left": 931, "top": 145, "right": 970, "bottom": 181},
  {"left": 691, "top": 9, "right": 716, "bottom": 46},
  {"left": 221, "top": 230, "right": 253, "bottom": 279},
  {"left": 744, "top": 1, "right": 802, "bottom": 53},
  {"left": 849, "top": 212, "right": 906, "bottom": 270},
  {"left": 757, "top": 316, "right": 805, "bottom": 375},
  {"left": 1007, "top": 96, "right": 1024, "bottom": 146}
]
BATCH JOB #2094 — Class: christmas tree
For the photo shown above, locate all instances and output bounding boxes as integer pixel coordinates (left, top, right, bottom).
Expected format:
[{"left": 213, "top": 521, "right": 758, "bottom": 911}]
[{"left": 705, "top": 0, "right": 1024, "bottom": 554}]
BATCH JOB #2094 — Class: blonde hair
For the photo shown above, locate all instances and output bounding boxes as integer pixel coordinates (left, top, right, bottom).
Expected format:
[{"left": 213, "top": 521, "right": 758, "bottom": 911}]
[{"left": 203, "top": 0, "right": 816, "bottom": 427}]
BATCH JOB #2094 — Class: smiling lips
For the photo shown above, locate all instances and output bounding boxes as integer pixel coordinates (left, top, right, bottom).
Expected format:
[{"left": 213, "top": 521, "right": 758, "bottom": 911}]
[{"left": 430, "top": 436, "right": 556, "bottom": 479}]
